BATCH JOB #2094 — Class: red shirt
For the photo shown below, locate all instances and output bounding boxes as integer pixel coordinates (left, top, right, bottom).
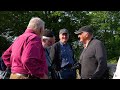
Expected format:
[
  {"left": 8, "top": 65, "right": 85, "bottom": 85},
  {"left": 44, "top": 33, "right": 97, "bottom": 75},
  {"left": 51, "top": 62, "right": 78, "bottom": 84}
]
[{"left": 2, "top": 29, "right": 48, "bottom": 78}]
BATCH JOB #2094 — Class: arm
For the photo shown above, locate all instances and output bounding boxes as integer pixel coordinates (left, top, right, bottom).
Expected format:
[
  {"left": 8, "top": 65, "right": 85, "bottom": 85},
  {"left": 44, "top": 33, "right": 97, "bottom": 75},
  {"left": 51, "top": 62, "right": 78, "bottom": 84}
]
[
  {"left": 21, "top": 39, "right": 48, "bottom": 78},
  {"left": 49, "top": 45, "right": 55, "bottom": 65},
  {"left": 49, "top": 44, "right": 60, "bottom": 79},
  {"left": 2, "top": 45, "right": 12, "bottom": 68},
  {"left": 91, "top": 41, "right": 107, "bottom": 79},
  {"left": 49, "top": 44, "right": 57, "bottom": 71}
]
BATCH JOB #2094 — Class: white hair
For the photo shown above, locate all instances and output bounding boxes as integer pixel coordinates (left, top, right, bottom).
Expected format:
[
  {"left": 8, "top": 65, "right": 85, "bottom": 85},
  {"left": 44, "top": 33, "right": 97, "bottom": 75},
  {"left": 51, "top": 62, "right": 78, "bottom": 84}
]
[{"left": 27, "top": 17, "right": 45, "bottom": 31}]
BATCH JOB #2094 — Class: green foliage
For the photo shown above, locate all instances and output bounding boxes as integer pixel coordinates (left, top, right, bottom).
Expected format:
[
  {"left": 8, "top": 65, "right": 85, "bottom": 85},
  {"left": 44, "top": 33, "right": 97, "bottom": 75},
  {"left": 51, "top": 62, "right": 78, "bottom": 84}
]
[
  {"left": 89, "top": 11, "right": 120, "bottom": 61},
  {"left": 107, "top": 58, "right": 118, "bottom": 64},
  {"left": 72, "top": 41, "right": 83, "bottom": 61},
  {"left": 1, "top": 11, "right": 120, "bottom": 62},
  {"left": 0, "top": 36, "right": 11, "bottom": 56}
]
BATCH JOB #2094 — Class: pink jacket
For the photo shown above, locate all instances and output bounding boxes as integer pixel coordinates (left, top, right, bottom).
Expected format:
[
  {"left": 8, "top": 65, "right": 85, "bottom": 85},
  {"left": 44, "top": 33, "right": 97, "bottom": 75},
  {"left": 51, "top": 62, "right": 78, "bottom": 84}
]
[{"left": 2, "top": 29, "right": 48, "bottom": 78}]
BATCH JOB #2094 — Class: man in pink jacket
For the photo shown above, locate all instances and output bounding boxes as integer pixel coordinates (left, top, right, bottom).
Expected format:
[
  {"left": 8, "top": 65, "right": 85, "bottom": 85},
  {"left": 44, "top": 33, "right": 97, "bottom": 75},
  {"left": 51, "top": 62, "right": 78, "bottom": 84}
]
[{"left": 2, "top": 17, "right": 48, "bottom": 79}]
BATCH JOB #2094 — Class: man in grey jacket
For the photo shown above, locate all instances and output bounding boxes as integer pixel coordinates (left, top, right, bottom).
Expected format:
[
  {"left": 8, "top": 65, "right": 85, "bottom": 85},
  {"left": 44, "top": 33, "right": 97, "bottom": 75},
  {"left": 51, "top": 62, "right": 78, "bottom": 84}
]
[{"left": 74, "top": 25, "right": 107, "bottom": 79}]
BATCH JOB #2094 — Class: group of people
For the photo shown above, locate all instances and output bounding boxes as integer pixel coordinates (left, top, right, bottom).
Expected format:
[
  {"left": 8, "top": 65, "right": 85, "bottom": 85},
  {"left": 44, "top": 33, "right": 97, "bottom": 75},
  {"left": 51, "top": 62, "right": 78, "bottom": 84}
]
[{"left": 1, "top": 17, "right": 108, "bottom": 79}]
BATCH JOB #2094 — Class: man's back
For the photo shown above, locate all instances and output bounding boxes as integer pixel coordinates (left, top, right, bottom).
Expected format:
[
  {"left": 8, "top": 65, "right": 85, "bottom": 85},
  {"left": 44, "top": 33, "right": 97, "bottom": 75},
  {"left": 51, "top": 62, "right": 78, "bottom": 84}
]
[
  {"left": 2, "top": 17, "right": 48, "bottom": 79},
  {"left": 10, "top": 30, "right": 38, "bottom": 74},
  {"left": 2, "top": 29, "right": 48, "bottom": 78}
]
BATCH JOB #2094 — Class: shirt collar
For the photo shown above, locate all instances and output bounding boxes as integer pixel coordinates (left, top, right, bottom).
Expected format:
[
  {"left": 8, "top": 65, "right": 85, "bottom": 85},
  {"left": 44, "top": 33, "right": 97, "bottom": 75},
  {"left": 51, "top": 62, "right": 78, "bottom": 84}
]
[
  {"left": 59, "top": 41, "right": 67, "bottom": 46},
  {"left": 25, "top": 28, "right": 36, "bottom": 34}
]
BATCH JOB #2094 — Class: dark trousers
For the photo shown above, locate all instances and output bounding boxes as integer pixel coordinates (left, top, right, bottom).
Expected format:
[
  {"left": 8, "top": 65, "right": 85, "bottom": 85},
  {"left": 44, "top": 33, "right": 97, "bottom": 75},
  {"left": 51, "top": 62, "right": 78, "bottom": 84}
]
[{"left": 60, "top": 68, "right": 76, "bottom": 79}]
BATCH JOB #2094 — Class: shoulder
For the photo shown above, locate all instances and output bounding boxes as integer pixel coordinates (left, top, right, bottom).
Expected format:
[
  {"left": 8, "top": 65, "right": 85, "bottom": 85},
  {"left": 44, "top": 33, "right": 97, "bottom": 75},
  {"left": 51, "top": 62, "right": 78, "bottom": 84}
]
[
  {"left": 92, "top": 38, "right": 103, "bottom": 45},
  {"left": 23, "top": 33, "right": 40, "bottom": 43},
  {"left": 50, "top": 42, "right": 61, "bottom": 52},
  {"left": 28, "top": 33, "right": 39, "bottom": 40},
  {"left": 91, "top": 39, "right": 105, "bottom": 49},
  {"left": 52, "top": 42, "right": 60, "bottom": 47}
]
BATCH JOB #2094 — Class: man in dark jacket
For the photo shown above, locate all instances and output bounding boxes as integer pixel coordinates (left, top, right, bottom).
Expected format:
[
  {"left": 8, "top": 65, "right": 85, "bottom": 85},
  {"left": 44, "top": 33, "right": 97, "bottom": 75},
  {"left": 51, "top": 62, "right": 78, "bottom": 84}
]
[
  {"left": 41, "top": 29, "right": 56, "bottom": 79},
  {"left": 50, "top": 29, "right": 76, "bottom": 79},
  {"left": 74, "top": 26, "right": 107, "bottom": 79}
]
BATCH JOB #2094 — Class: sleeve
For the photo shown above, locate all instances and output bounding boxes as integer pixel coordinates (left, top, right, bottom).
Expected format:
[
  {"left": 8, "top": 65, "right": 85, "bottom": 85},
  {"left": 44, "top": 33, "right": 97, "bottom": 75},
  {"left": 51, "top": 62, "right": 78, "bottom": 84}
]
[
  {"left": 49, "top": 43, "right": 60, "bottom": 71},
  {"left": 50, "top": 43, "right": 61, "bottom": 71},
  {"left": 21, "top": 39, "right": 48, "bottom": 78},
  {"left": 2, "top": 44, "right": 12, "bottom": 68},
  {"left": 49, "top": 44, "right": 55, "bottom": 65},
  {"left": 91, "top": 41, "right": 107, "bottom": 79}
]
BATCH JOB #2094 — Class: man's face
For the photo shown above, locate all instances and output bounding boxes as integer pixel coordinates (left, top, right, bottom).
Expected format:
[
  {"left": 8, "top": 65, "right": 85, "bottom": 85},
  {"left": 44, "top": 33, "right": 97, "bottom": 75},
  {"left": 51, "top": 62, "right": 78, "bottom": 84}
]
[
  {"left": 59, "top": 33, "right": 69, "bottom": 44},
  {"left": 78, "top": 32, "right": 88, "bottom": 43},
  {"left": 42, "top": 37, "right": 54, "bottom": 48},
  {"left": 47, "top": 38, "right": 54, "bottom": 47}
]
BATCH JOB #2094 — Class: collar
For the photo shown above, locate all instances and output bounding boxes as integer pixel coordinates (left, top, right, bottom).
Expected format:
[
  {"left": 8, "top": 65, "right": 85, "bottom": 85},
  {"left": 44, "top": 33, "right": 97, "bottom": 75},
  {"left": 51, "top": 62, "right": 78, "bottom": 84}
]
[
  {"left": 25, "top": 28, "right": 36, "bottom": 34},
  {"left": 59, "top": 41, "right": 67, "bottom": 46}
]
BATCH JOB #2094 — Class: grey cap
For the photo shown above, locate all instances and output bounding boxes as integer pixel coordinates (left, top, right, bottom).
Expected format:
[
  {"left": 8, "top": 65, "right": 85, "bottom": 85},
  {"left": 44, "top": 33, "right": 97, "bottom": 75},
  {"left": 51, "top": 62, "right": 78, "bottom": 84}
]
[
  {"left": 59, "top": 28, "right": 69, "bottom": 35},
  {"left": 74, "top": 26, "right": 93, "bottom": 34}
]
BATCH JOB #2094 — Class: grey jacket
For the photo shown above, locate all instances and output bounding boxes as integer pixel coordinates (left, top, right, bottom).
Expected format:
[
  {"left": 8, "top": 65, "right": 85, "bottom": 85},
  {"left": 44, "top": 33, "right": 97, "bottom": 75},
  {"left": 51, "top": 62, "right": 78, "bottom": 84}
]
[{"left": 80, "top": 38, "right": 107, "bottom": 79}]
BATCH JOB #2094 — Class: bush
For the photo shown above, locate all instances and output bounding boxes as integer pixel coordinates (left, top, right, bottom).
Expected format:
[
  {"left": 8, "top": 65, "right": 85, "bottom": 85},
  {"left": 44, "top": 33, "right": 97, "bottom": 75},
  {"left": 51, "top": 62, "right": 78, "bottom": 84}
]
[{"left": 0, "top": 36, "right": 11, "bottom": 56}]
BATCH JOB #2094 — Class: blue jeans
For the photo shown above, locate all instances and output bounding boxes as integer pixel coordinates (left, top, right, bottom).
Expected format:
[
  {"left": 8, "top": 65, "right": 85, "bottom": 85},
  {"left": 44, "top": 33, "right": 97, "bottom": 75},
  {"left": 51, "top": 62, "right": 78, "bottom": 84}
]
[{"left": 60, "top": 68, "right": 76, "bottom": 79}]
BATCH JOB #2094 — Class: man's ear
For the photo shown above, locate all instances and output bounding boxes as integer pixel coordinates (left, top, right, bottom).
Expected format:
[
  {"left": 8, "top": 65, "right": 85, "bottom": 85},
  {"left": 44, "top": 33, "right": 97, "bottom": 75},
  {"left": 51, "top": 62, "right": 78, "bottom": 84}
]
[
  {"left": 85, "top": 32, "right": 89, "bottom": 37},
  {"left": 39, "top": 27, "right": 42, "bottom": 33},
  {"left": 39, "top": 27, "right": 44, "bottom": 36},
  {"left": 59, "top": 34, "right": 61, "bottom": 38}
]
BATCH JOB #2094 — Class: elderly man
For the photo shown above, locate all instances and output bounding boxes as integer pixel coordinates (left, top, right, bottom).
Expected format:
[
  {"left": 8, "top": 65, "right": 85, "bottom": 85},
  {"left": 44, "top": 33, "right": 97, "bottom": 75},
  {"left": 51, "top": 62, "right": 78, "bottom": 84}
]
[
  {"left": 41, "top": 29, "right": 56, "bottom": 79},
  {"left": 74, "top": 25, "right": 107, "bottom": 79},
  {"left": 2, "top": 17, "right": 48, "bottom": 79},
  {"left": 50, "top": 29, "right": 76, "bottom": 79}
]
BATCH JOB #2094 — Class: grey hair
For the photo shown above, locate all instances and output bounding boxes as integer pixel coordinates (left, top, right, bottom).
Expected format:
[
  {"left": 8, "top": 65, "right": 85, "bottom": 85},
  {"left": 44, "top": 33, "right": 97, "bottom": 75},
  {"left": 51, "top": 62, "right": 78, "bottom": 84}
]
[{"left": 27, "top": 17, "right": 45, "bottom": 31}]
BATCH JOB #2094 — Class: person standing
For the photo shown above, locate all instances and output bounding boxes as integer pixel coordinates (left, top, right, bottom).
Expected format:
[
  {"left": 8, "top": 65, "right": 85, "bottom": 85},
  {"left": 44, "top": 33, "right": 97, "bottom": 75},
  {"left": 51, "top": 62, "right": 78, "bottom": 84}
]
[
  {"left": 74, "top": 25, "right": 107, "bottom": 79},
  {"left": 41, "top": 29, "right": 56, "bottom": 79},
  {"left": 50, "top": 28, "right": 76, "bottom": 79},
  {"left": 2, "top": 17, "right": 48, "bottom": 79}
]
